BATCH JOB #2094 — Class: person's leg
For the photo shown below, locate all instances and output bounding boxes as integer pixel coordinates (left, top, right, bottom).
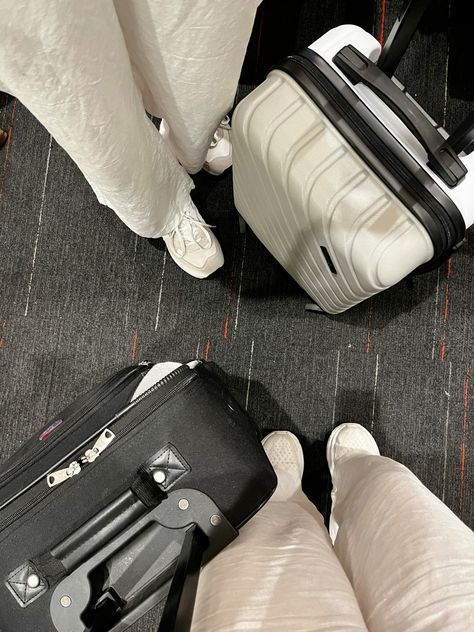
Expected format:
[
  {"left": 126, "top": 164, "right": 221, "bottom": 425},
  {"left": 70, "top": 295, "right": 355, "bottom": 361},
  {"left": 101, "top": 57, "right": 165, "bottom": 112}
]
[
  {"left": 191, "top": 431, "right": 368, "bottom": 632},
  {"left": 0, "top": 0, "right": 194, "bottom": 239},
  {"left": 113, "top": 0, "right": 260, "bottom": 174},
  {"left": 327, "top": 423, "right": 474, "bottom": 632},
  {"left": 0, "top": 0, "right": 224, "bottom": 277}
]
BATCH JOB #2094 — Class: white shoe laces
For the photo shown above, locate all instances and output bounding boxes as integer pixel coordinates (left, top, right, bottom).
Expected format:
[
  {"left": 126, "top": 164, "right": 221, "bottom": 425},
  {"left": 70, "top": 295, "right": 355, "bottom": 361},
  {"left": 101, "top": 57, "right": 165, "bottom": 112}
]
[
  {"left": 169, "top": 210, "right": 214, "bottom": 258},
  {"left": 210, "top": 115, "right": 231, "bottom": 148}
]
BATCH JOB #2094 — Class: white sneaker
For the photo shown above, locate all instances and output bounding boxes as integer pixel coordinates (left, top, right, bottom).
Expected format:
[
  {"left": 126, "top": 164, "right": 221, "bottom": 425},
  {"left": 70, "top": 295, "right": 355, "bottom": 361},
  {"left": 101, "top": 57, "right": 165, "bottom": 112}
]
[
  {"left": 162, "top": 200, "right": 224, "bottom": 279},
  {"left": 203, "top": 116, "right": 232, "bottom": 176},
  {"left": 262, "top": 431, "right": 304, "bottom": 501},
  {"left": 159, "top": 117, "right": 232, "bottom": 176},
  {"left": 326, "top": 423, "right": 380, "bottom": 542}
]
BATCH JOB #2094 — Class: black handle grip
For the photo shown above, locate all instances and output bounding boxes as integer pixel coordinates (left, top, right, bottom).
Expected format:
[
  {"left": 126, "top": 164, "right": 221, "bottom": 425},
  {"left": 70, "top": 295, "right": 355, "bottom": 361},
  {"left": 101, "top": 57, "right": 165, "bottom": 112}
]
[
  {"left": 334, "top": 45, "right": 467, "bottom": 187},
  {"left": 52, "top": 491, "right": 146, "bottom": 571}
]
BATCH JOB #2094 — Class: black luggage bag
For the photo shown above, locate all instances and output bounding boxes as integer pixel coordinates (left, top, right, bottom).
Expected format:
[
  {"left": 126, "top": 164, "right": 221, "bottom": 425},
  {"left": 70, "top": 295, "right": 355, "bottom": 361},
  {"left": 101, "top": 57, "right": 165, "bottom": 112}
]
[{"left": 0, "top": 361, "right": 276, "bottom": 631}]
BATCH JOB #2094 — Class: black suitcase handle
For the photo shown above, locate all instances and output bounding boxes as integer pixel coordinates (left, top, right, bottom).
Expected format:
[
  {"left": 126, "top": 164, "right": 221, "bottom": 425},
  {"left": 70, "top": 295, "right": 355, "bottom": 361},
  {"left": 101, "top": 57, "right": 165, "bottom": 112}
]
[
  {"left": 334, "top": 45, "right": 467, "bottom": 187},
  {"left": 377, "top": 0, "right": 474, "bottom": 159},
  {"left": 51, "top": 491, "right": 148, "bottom": 571},
  {"left": 49, "top": 489, "right": 238, "bottom": 632},
  {"left": 90, "top": 523, "right": 207, "bottom": 632},
  {"left": 157, "top": 524, "right": 207, "bottom": 632},
  {"left": 334, "top": 0, "right": 473, "bottom": 187}
]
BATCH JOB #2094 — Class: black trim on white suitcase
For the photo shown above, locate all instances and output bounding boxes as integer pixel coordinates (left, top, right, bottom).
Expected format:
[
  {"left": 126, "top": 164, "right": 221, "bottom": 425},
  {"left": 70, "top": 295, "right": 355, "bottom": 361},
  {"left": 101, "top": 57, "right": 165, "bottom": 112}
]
[
  {"left": 334, "top": 45, "right": 466, "bottom": 188},
  {"left": 449, "top": 112, "right": 474, "bottom": 156},
  {"left": 274, "top": 51, "right": 466, "bottom": 267}
]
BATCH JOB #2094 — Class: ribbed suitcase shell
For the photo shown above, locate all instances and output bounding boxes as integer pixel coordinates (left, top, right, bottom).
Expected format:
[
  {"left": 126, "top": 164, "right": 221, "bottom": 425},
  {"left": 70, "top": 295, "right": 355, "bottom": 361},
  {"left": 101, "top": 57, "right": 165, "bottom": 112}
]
[{"left": 232, "top": 26, "right": 473, "bottom": 314}]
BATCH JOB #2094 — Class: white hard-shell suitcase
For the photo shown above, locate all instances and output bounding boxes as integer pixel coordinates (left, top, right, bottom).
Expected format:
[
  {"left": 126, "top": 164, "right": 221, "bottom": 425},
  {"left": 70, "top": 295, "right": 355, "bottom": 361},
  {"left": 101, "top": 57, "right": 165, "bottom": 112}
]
[{"left": 232, "top": 0, "right": 474, "bottom": 314}]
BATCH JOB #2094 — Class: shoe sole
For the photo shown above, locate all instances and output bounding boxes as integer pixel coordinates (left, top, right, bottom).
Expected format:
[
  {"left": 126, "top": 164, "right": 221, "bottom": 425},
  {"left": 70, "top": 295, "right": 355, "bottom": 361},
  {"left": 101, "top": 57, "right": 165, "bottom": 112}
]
[
  {"left": 165, "top": 249, "right": 224, "bottom": 279},
  {"left": 202, "top": 163, "right": 232, "bottom": 176}
]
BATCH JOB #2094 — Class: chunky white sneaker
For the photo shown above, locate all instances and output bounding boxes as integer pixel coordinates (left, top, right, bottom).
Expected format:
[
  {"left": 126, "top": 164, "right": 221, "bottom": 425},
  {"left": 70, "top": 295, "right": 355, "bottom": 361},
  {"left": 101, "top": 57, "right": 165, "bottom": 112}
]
[
  {"left": 262, "top": 431, "right": 304, "bottom": 501},
  {"left": 159, "top": 117, "right": 232, "bottom": 176},
  {"left": 326, "top": 423, "right": 380, "bottom": 542},
  {"left": 162, "top": 200, "right": 224, "bottom": 279},
  {"left": 203, "top": 116, "right": 232, "bottom": 176}
]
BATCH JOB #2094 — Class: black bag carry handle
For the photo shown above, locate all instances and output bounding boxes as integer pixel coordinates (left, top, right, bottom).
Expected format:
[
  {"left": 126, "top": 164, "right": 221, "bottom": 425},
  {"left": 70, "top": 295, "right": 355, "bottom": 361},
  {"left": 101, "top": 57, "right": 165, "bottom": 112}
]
[
  {"left": 90, "top": 523, "right": 206, "bottom": 632},
  {"left": 333, "top": 0, "right": 472, "bottom": 187},
  {"left": 49, "top": 489, "right": 238, "bottom": 632}
]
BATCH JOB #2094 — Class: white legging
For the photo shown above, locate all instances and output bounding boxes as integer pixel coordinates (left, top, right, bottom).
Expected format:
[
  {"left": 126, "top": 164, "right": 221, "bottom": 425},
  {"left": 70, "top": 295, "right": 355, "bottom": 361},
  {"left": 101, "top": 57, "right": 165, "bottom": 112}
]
[
  {"left": 0, "top": 0, "right": 260, "bottom": 237},
  {"left": 192, "top": 455, "right": 474, "bottom": 631}
]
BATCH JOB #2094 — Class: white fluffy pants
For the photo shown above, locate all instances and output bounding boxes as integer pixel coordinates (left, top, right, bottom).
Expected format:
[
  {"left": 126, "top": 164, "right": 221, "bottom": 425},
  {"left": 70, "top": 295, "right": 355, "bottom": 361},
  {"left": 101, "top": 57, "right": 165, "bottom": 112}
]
[
  {"left": 0, "top": 0, "right": 260, "bottom": 237},
  {"left": 192, "top": 455, "right": 474, "bottom": 631}
]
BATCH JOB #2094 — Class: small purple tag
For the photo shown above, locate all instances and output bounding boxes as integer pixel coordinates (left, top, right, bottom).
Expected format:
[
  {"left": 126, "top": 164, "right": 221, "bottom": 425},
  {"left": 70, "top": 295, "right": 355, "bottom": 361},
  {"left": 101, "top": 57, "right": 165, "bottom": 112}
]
[{"left": 39, "top": 419, "right": 63, "bottom": 441}]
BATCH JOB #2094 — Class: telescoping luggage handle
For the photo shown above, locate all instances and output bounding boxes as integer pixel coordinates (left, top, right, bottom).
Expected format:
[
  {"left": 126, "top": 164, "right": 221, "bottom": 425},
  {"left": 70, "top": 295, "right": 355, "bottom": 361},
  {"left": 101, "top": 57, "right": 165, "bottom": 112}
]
[
  {"left": 333, "top": 0, "right": 474, "bottom": 188},
  {"left": 47, "top": 487, "right": 238, "bottom": 632}
]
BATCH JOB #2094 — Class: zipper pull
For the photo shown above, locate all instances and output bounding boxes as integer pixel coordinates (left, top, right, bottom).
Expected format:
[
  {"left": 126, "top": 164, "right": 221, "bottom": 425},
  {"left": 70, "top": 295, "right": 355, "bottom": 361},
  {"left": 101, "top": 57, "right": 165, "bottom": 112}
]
[
  {"left": 47, "top": 461, "right": 82, "bottom": 488},
  {"left": 46, "top": 429, "right": 115, "bottom": 487},
  {"left": 82, "top": 429, "right": 115, "bottom": 464}
]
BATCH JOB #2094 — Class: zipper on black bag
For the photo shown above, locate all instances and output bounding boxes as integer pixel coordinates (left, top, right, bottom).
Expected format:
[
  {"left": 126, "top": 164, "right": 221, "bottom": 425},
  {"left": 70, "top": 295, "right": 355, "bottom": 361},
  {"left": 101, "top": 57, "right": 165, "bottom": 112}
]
[
  {"left": 0, "top": 364, "right": 150, "bottom": 490},
  {"left": 0, "top": 366, "right": 196, "bottom": 535}
]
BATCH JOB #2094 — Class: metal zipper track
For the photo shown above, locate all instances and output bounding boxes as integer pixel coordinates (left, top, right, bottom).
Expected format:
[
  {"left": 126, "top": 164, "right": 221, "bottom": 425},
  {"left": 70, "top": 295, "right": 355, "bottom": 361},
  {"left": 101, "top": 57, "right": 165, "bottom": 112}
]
[
  {"left": 0, "top": 365, "right": 149, "bottom": 490},
  {"left": 0, "top": 489, "right": 50, "bottom": 536},
  {"left": 0, "top": 366, "right": 196, "bottom": 533}
]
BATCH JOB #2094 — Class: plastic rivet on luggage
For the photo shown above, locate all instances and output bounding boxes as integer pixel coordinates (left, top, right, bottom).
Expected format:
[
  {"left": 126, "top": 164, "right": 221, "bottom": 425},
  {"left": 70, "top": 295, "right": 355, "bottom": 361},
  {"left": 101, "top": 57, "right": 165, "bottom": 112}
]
[
  {"left": 210, "top": 514, "right": 222, "bottom": 527},
  {"left": 178, "top": 499, "right": 189, "bottom": 511},
  {"left": 26, "top": 574, "right": 40, "bottom": 589},
  {"left": 153, "top": 470, "right": 166, "bottom": 484},
  {"left": 60, "top": 595, "right": 72, "bottom": 608}
]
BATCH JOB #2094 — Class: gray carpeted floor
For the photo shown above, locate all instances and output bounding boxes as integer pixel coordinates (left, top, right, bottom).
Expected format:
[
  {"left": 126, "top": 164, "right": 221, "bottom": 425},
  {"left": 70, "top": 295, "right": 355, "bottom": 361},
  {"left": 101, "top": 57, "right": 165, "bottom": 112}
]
[{"left": 0, "top": 0, "right": 473, "bottom": 628}]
